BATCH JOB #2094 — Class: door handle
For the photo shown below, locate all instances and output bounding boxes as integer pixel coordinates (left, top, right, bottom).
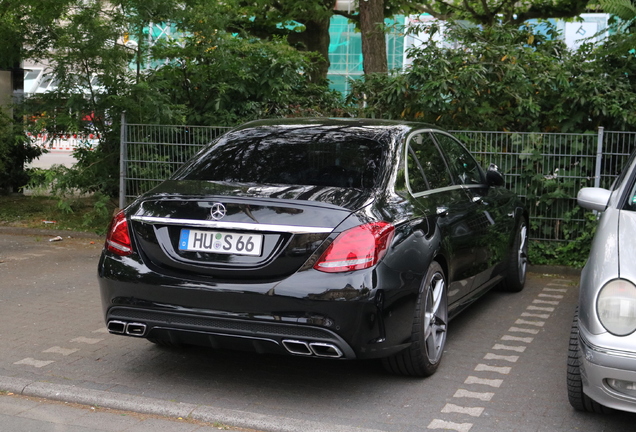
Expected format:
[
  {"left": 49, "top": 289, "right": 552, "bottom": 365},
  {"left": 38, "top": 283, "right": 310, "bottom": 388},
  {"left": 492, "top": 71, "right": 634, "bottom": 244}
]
[
  {"left": 472, "top": 196, "right": 483, "bottom": 204},
  {"left": 436, "top": 206, "right": 449, "bottom": 217}
]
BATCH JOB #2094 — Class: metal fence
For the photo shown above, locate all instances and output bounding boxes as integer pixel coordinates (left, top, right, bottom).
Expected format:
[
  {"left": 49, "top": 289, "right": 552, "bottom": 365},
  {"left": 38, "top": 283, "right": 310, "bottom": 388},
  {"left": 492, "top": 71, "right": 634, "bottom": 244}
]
[
  {"left": 120, "top": 118, "right": 231, "bottom": 203},
  {"left": 120, "top": 118, "right": 636, "bottom": 243}
]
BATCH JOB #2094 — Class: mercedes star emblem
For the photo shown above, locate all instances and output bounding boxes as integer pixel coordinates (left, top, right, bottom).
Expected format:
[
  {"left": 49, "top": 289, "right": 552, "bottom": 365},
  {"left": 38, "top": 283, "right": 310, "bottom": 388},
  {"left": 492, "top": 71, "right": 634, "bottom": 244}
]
[{"left": 210, "top": 203, "right": 226, "bottom": 220}]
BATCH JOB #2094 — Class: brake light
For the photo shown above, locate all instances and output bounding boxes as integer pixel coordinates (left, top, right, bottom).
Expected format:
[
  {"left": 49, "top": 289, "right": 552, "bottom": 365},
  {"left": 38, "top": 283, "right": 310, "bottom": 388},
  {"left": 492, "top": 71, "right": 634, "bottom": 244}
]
[
  {"left": 105, "top": 211, "right": 133, "bottom": 256},
  {"left": 314, "top": 222, "right": 395, "bottom": 273}
]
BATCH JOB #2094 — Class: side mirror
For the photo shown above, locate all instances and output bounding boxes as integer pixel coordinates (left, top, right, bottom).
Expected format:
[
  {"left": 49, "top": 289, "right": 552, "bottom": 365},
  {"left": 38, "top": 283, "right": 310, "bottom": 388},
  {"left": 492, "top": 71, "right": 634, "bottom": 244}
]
[
  {"left": 486, "top": 164, "right": 505, "bottom": 187},
  {"left": 577, "top": 187, "right": 611, "bottom": 212}
]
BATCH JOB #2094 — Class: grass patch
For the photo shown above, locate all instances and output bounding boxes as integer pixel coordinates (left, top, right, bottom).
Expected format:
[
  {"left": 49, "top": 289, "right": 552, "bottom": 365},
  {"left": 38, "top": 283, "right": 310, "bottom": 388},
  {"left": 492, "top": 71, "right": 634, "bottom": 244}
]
[{"left": 0, "top": 194, "right": 116, "bottom": 234}]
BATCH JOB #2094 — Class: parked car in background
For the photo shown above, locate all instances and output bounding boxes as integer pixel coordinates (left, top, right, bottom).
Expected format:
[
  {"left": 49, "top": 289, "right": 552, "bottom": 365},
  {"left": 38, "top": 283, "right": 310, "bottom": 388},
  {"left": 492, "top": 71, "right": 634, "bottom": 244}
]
[
  {"left": 98, "top": 118, "right": 528, "bottom": 377},
  {"left": 568, "top": 150, "right": 636, "bottom": 412}
]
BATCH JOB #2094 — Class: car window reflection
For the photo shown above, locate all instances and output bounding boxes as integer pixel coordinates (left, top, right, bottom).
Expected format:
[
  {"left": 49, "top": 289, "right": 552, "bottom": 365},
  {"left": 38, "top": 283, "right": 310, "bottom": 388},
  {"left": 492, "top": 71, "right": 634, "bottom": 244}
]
[{"left": 175, "top": 132, "right": 385, "bottom": 189}]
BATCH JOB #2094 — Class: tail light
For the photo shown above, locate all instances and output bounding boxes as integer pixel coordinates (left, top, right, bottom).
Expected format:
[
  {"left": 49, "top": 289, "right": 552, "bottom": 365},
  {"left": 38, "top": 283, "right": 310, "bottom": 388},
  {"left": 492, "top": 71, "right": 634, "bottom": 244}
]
[
  {"left": 314, "top": 222, "right": 395, "bottom": 273},
  {"left": 105, "top": 211, "right": 133, "bottom": 256}
]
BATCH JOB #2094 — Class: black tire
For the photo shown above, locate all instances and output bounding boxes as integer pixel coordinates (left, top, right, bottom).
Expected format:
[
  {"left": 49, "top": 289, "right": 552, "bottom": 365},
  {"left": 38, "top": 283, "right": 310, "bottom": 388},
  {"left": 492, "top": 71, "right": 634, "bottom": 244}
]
[
  {"left": 500, "top": 219, "right": 528, "bottom": 292},
  {"left": 382, "top": 261, "right": 448, "bottom": 377},
  {"left": 567, "top": 307, "right": 612, "bottom": 413}
]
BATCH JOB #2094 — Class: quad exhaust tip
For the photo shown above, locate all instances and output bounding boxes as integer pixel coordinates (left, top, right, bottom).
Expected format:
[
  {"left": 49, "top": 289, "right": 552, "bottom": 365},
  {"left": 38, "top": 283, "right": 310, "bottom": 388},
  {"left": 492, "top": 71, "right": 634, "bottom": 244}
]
[
  {"left": 106, "top": 323, "right": 340, "bottom": 355},
  {"left": 282, "top": 339, "right": 343, "bottom": 358},
  {"left": 107, "top": 320, "right": 126, "bottom": 334},
  {"left": 309, "top": 342, "right": 343, "bottom": 358},
  {"left": 282, "top": 340, "right": 313, "bottom": 356},
  {"left": 107, "top": 320, "right": 147, "bottom": 337},
  {"left": 125, "top": 322, "right": 147, "bottom": 336}
]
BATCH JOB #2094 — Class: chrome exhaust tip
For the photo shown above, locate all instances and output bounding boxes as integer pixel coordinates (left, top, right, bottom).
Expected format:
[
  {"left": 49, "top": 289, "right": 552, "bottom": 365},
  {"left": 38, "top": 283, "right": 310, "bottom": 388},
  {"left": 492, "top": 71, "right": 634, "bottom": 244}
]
[
  {"left": 125, "top": 322, "right": 147, "bottom": 337},
  {"left": 309, "top": 342, "right": 343, "bottom": 358},
  {"left": 107, "top": 320, "right": 127, "bottom": 334},
  {"left": 282, "top": 339, "right": 313, "bottom": 356}
]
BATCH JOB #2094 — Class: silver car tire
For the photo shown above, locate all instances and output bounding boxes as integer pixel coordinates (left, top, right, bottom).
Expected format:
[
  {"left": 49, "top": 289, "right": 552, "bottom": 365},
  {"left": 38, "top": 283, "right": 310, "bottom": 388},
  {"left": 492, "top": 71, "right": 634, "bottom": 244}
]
[
  {"left": 500, "top": 219, "right": 528, "bottom": 292},
  {"left": 567, "top": 307, "right": 611, "bottom": 413},
  {"left": 382, "top": 261, "right": 448, "bottom": 377}
]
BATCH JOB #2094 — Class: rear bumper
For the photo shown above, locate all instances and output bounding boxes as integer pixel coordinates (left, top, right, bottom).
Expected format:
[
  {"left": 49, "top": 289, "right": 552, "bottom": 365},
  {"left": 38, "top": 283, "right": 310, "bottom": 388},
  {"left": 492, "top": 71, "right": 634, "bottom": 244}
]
[
  {"left": 579, "top": 329, "right": 636, "bottom": 413},
  {"left": 106, "top": 306, "right": 357, "bottom": 358},
  {"left": 98, "top": 252, "right": 418, "bottom": 360}
]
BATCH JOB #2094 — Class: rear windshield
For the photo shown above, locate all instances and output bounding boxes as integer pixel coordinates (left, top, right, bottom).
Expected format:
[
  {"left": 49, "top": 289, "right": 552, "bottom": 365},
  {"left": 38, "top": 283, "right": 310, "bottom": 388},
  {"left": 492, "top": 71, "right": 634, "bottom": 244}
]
[{"left": 174, "top": 130, "right": 385, "bottom": 189}]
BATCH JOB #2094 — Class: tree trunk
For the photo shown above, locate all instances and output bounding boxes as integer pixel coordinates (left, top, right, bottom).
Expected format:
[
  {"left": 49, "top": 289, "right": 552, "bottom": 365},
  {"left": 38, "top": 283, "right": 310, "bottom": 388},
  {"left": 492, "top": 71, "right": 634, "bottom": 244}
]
[
  {"left": 288, "top": 17, "right": 332, "bottom": 83},
  {"left": 359, "top": 0, "right": 388, "bottom": 75}
]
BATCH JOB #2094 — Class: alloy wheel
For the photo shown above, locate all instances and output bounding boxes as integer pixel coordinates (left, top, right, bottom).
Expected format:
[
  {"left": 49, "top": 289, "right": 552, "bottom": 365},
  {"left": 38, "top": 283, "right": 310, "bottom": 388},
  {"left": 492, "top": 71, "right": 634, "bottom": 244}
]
[{"left": 424, "top": 271, "right": 447, "bottom": 365}]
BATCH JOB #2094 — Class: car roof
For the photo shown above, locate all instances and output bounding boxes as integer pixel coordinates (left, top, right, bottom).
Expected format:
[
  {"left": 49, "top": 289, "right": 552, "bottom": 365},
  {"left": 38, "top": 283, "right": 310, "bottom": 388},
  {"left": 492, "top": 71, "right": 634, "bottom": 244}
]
[{"left": 229, "top": 117, "right": 440, "bottom": 144}]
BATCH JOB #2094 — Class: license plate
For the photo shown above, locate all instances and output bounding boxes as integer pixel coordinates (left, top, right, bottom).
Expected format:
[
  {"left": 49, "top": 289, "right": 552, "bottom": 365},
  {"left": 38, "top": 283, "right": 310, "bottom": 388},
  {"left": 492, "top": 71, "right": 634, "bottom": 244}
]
[{"left": 178, "top": 229, "right": 263, "bottom": 256}]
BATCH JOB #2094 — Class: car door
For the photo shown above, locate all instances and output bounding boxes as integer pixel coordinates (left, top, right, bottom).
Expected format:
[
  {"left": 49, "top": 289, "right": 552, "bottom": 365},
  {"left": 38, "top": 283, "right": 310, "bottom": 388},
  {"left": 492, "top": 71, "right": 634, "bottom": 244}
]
[
  {"left": 432, "top": 132, "right": 513, "bottom": 289},
  {"left": 404, "top": 130, "right": 482, "bottom": 304}
]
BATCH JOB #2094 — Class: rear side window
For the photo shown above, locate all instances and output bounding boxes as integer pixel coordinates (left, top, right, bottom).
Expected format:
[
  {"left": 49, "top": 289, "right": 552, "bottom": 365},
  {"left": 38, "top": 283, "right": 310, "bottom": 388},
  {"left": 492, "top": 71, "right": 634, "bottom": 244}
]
[
  {"left": 175, "top": 130, "right": 385, "bottom": 189},
  {"left": 433, "top": 133, "right": 484, "bottom": 185},
  {"left": 406, "top": 132, "right": 453, "bottom": 194}
]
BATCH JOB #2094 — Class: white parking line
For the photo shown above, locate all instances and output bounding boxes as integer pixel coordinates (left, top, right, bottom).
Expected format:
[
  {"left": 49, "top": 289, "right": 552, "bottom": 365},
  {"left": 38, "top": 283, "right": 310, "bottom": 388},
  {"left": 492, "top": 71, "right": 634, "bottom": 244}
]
[
  {"left": 521, "top": 312, "right": 550, "bottom": 319},
  {"left": 428, "top": 419, "right": 473, "bottom": 432},
  {"left": 533, "top": 299, "right": 560, "bottom": 305},
  {"left": 514, "top": 319, "right": 545, "bottom": 327},
  {"left": 501, "top": 335, "right": 534, "bottom": 343},
  {"left": 475, "top": 364, "right": 512, "bottom": 374},
  {"left": 13, "top": 358, "right": 54, "bottom": 368},
  {"left": 538, "top": 293, "right": 564, "bottom": 299},
  {"left": 454, "top": 389, "right": 495, "bottom": 401},
  {"left": 484, "top": 353, "right": 519, "bottom": 363},
  {"left": 492, "top": 344, "right": 526, "bottom": 353},
  {"left": 43, "top": 347, "right": 79, "bottom": 356},
  {"left": 465, "top": 376, "right": 503, "bottom": 388},
  {"left": 508, "top": 326, "right": 540, "bottom": 334},
  {"left": 441, "top": 403, "right": 485, "bottom": 417},
  {"left": 526, "top": 305, "right": 555, "bottom": 312},
  {"left": 70, "top": 337, "right": 104, "bottom": 344},
  {"left": 543, "top": 288, "right": 567, "bottom": 293}
]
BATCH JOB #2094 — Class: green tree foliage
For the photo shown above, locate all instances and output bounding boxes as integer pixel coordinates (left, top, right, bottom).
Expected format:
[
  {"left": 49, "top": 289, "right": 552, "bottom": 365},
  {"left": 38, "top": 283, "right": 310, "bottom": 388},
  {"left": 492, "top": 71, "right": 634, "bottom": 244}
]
[
  {"left": 348, "top": 21, "right": 636, "bottom": 132},
  {"left": 0, "top": 0, "right": 74, "bottom": 192},
  {"left": 0, "top": 0, "right": 73, "bottom": 69},
  {"left": 21, "top": 0, "right": 344, "bottom": 199},
  {"left": 0, "top": 109, "right": 41, "bottom": 192},
  {"left": 232, "top": 0, "right": 337, "bottom": 83},
  {"left": 601, "top": 0, "right": 636, "bottom": 21},
  {"left": 149, "top": 1, "right": 344, "bottom": 125},
  {"left": 413, "top": 0, "right": 591, "bottom": 26},
  {"left": 596, "top": 0, "right": 636, "bottom": 56}
]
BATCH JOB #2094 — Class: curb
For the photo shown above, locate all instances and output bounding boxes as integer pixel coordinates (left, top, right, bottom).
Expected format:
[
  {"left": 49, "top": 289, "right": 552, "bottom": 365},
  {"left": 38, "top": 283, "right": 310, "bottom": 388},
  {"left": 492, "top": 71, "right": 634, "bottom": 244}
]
[{"left": 0, "top": 376, "right": 381, "bottom": 432}]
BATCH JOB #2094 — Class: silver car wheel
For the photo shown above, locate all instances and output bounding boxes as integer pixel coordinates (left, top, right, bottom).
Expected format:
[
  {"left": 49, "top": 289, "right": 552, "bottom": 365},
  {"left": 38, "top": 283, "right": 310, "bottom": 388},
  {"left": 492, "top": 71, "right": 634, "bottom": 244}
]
[
  {"left": 517, "top": 223, "right": 528, "bottom": 284},
  {"left": 424, "top": 270, "right": 447, "bottom": 365}
]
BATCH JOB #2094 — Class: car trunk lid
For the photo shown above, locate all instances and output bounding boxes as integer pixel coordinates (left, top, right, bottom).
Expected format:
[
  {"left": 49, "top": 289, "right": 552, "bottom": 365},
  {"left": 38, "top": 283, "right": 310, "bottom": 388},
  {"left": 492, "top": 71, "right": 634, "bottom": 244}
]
[{"left": 128, "top": 180, "right": 374, "bottom": 280}]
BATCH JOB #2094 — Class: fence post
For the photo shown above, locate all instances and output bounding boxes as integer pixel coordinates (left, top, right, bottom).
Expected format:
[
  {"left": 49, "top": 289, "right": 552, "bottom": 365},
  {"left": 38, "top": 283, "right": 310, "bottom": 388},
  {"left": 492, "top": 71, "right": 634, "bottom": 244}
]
[
  {"left": 119, "top": 112, "right": 127, "bottom": 210},
  {"left": 594, "top": 126, "right": 604, "bottom": 189}
]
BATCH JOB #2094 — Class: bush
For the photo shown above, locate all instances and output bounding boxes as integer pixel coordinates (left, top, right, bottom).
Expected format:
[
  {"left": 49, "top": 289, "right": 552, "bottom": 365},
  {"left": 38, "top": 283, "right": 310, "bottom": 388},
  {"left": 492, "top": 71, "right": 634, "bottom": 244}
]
[{"left": 348, "top": 21, "right": 636, "bottom": 133}]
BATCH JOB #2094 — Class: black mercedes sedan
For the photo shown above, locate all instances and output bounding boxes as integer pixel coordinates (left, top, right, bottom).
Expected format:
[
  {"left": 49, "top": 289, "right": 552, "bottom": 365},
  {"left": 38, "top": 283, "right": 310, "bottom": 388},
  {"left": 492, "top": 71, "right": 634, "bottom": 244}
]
[{"left": 98, "top": 118, "right": 528, "bottom": 377}]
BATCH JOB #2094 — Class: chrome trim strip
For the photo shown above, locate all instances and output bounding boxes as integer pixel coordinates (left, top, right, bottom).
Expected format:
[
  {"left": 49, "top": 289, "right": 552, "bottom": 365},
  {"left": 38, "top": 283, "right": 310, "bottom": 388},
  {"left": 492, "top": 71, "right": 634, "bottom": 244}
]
[
  {"left": 410, "top": 184, "right": 465, "bottom": 198},
  {"left": 130, "top": 215, "right": 334, "bottom": 234},
  {"left": 580, "top": 332, "right": 636, "bottom": 361}
]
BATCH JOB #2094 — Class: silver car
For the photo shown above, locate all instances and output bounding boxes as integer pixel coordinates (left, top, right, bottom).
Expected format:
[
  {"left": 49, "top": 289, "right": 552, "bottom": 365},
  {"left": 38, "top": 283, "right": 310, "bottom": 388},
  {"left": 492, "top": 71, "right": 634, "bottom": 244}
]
[{"left": 569, "top": 153, "right": 636, "bottom": 413}]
